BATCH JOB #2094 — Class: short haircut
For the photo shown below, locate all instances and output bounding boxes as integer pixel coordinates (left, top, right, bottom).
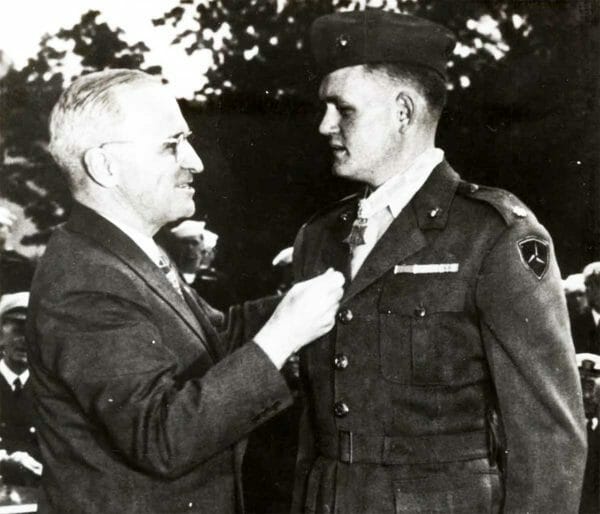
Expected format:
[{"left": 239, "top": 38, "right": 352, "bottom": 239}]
[
  {"left": 364, "top": 62, "right": 448, "bottom": 121},
  {"left": 48, "top": 69, "right": 159, "bottom": 190}
]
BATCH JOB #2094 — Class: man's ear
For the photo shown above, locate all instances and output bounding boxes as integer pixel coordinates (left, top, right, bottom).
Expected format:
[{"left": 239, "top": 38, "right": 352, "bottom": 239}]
[
  {"left": 395, "top": 92, "right": 415, "bottom": 134},
  {"left": 83, "top": 147, "right": 119, "bottom": 188}
]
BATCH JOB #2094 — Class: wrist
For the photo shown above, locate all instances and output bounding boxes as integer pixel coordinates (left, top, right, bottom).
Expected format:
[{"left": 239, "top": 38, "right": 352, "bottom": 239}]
[{"left": 254, "top": 329, "right": 291, "bottom": 369}]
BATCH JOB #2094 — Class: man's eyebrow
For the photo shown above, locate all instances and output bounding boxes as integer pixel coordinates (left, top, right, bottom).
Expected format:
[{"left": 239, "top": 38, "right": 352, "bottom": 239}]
[{"left": 320, "top": 94, "right": 350, "bottom": 105}]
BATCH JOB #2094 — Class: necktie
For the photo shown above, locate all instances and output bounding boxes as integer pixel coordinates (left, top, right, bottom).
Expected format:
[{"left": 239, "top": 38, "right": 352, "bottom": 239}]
[
  {"left": 13, "top": 377, "right": 22, "bottom": 393},
  {"left": 157, "top": 254, "right": 184, "bottom": 297}
]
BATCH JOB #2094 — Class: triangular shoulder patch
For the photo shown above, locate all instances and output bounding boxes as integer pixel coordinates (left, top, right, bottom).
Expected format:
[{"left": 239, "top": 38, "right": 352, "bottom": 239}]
[{"left": 518, "top": 237, "right": 549, "bottom": 279}]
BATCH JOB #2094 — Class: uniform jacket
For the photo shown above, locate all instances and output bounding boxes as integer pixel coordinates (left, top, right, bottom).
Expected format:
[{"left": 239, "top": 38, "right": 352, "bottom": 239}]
[
  {"left": 291, "top": 161, "right": 586, "bottom": 514},
  {"left": 26, "top": 203, "right": 292, "bottom": 514},
  {"left": 0, "top": 373, "right": 39, "bottom": 456},
  {"left": 0, "top": 374, "right": 41, "bottom": 485}
]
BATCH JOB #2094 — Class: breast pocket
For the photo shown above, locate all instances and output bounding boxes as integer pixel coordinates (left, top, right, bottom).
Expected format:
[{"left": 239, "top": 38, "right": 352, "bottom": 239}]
[{"left": 378, "top": 277, "right": 474, "bottom": 386}]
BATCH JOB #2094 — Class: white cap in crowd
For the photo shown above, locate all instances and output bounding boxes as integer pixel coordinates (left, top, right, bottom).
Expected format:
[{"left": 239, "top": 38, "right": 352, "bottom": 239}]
[
  {"left": 0, "top": 206, "right": 17, "bottom": 227},
  {"left": 0, "top": 291, "right": 30, "bottom": 321},
  {"left": 272, "top": 247, "right": 293, "bottom": 267},
  {"left": 563, "top": 273, "right": 585, "bottom": 294},
  {"left": 170, "top": 220, "right": 219, "bottom": 250}
]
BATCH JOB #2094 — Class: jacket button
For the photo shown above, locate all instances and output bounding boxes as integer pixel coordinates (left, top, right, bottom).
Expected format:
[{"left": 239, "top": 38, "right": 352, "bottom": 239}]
[
  {"left": 414, "top": 305, "right": 427, "bottom": 318},
  {"left": 333, "top": 401, "right": 350, "bottom": 418},
  {"left": 337, "top": 308, "right": 353, "bottom": 324},
  {"left": 428, "top": 207, "right": 441, "bottom": 218},
  {"left": 339, "top": 211, "right": 351, "bottom": 222},
  {"left": 333, "top": 354, "right": 349, "bottom": 370}
]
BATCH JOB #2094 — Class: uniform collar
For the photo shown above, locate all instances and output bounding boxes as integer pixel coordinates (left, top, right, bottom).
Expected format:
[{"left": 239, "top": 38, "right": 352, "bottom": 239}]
[
  {"left": 360, "top": 148, "right": 444, "bottom": 219},
  {"left": 592, "top": 309, "right": 600, "bottom": 327},
  {"left": 0, "top": 359, "right": 29, "bottom": 389},
  {"left": 411, "top": 159, "right": 461, "bottom": 230}
]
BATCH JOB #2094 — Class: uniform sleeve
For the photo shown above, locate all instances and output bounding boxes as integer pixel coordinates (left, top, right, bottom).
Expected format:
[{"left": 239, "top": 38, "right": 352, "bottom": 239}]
[
  {"left": 476, "top": 222, "right": 586, "bottom": 513},
  {"left": 33, "top": 291, "right": 293, "bottom": 480},
  {"left": 290, "top": 223, "right": 319, "bottom": 513}
]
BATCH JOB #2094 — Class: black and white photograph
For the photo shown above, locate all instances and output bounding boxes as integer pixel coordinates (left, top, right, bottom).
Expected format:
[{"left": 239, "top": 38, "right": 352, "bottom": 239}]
[{"left": 0, "top": 0, "right": 599, "bottom": 512}]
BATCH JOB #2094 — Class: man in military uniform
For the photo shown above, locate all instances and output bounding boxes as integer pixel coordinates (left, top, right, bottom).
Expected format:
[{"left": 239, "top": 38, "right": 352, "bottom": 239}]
[
  {"left": 0, "top": 292, "right": 43, "bottom": 486},
  {"left": 291, "top": 10, "right": 586, "bottom": 513}
]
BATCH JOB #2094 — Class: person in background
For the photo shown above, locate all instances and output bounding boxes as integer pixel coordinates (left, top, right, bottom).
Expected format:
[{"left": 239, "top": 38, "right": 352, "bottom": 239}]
[
  {"left": 570, "top": 263, "right": 600, "bottom": 513},
  {"left": 291, "top": 10, "right": 585, "bottom": 514},
  {"left": 167, "top": 219, "right": 238, "bottom": 311},
  {"left": 0, "top": 207, "right": 34, "bottom": 295},
  {"left": 564, "top": 272, "right": 588, "bottom": 318},
  {"left": 0, "top": 292, "right": 42, "bottom": 487},
  {"left": 572, "top": 263, "right": 600, "bottom": 355}
]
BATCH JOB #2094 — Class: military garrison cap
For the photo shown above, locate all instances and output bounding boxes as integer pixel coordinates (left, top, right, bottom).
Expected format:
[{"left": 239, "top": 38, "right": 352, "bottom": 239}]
[{"left": 310, "top": 10, "right": 456, "bottom": 79}]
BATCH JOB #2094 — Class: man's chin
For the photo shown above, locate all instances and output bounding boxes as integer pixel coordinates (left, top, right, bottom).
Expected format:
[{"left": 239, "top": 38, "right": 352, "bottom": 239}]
[{"left": 179, "top": 200, "right": 196, "bottom": 218}]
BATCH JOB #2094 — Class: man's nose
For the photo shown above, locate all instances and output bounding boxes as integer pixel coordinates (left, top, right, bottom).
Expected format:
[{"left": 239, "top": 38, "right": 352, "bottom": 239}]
[
  {"left": 180, "top": 141, "right": 204, "bottom": 174},
  {"left": 319, "top": 106, "right": 339, "bottom": 136}
]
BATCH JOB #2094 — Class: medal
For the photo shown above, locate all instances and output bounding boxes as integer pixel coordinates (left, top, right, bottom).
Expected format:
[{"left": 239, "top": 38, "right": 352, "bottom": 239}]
[{"left": 344, "top": 199, "right": 368, "bottom": 246}]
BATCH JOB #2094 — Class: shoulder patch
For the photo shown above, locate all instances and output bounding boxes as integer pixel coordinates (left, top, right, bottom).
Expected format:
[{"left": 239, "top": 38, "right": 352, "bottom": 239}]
[
  {"left": 457, "top": 181, "right": 531, "bottom": 227},
  {"left": 518, "top": 237, "right": 549, "bottom": 279}
]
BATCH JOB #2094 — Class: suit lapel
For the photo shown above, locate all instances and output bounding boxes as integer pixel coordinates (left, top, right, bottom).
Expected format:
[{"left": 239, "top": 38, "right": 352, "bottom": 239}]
[
  {"left": 342, "top": 161, "right": 461, "bottom": 305},
  {"left": 66, "top": 204, "right": 215, "bottom": 361},
  {"left": 181, "top": 285, "right": 222, "bottom": 361}
]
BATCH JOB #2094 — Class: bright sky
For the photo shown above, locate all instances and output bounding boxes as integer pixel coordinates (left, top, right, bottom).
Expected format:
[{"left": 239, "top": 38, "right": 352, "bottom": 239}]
[{"left": 0, "top": 0, "right": 212, "bottom": 98}]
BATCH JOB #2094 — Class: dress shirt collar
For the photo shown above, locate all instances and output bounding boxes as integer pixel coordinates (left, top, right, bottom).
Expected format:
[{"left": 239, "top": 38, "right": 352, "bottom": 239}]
[
  {"left": 592, "top": 309, "right": 600, "bottom": 327},
  {"left": 92, "top": 210, "right": 164, "bottom": 267},
  {"left": 360, "top": 147, "right": 444, "bottom": 219},
  {"left": 182, "top": 272, "right": 197, "bottom": 285},
  {"left": 0, "top": 359, "right": 29, "bottom": 390}
]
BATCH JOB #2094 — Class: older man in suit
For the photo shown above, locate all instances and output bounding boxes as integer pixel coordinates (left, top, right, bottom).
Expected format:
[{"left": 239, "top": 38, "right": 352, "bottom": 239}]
[
  {"left": 26, "top": 69, "right": 344, "bottom": 514},
  {"left": 291, "top": 10, "right": 585, "bottom": 514}
]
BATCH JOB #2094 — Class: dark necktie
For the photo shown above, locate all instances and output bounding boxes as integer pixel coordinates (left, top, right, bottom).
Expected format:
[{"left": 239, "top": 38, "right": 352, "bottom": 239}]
[
  {"left": 13, "top": 377, "right": 22, "bottom": 393},
  {"left": 157, "top": 254, "right": 183, "bottom": 297}
]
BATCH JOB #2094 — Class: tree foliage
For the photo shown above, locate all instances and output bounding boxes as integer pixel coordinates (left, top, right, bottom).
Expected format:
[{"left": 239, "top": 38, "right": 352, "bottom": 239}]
[{"left": 153, "top": 0, "right": 536, "bottom": 103}]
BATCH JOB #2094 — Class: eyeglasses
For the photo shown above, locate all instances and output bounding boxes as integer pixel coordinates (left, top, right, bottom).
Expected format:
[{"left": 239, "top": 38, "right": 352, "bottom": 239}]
[{"left": 93, "top": 131, "right": 194, "bottom": 163}]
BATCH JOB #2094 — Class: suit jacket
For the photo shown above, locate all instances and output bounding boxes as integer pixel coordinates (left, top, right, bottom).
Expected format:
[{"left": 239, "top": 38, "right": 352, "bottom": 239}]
[
  {"left": 291, "top": 162, "right": 586, "bottom": 514},
  {"left": 26, "top": 203, "right": 292, "bottom": 514}
]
